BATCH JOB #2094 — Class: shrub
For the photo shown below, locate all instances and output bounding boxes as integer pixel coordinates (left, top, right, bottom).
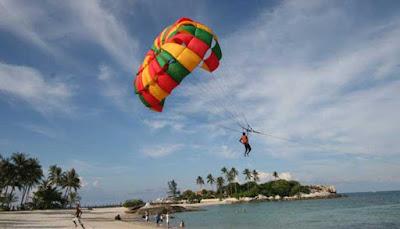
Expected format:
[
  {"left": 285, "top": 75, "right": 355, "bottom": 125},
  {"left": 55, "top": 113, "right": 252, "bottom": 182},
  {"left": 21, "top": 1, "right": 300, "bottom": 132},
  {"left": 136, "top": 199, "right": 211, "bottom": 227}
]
[
  {"left": 29, "top": 186, "right": 66, "bottom": 210},
  {"left": 122, "top": 199, "right": 144, "bottom": 208}
]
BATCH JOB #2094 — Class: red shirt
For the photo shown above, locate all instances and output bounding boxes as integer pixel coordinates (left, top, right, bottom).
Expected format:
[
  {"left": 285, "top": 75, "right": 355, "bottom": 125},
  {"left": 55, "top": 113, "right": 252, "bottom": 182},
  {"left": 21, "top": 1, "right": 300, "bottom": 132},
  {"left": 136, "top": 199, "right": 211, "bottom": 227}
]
[{"left": 241, "top": 136, "right": 248, "bottom": 144}]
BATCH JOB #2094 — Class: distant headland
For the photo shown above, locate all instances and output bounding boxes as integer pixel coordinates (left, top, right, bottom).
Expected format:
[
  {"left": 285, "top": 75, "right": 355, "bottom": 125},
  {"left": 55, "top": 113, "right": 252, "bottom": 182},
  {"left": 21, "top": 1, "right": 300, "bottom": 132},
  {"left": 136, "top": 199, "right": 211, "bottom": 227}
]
[{"left": 125, "top": 167, "right": 346, "bottom": 215}]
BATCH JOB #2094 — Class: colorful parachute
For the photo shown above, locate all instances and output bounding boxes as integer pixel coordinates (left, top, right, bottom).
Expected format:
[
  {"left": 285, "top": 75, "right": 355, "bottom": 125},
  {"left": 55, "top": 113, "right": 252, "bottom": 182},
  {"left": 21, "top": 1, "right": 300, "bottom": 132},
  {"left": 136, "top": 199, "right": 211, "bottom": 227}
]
[{"left": 133, "top": 18, "right": 222, "bottom": 112}]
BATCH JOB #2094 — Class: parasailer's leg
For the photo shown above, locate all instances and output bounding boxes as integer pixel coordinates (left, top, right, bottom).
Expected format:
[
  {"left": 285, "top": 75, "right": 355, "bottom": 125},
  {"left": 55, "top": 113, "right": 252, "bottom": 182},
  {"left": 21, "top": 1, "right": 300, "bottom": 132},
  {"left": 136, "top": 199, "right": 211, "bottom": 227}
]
[{"left": 245, "top": 143, "right": 251, "bottom": 157}]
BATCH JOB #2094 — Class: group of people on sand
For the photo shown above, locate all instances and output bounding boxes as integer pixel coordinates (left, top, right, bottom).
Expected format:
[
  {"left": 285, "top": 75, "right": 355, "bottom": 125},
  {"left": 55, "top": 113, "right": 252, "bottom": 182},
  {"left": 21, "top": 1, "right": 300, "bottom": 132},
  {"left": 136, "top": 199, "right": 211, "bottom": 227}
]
[
  {"left": 71, "top": 204, "right": 185, "bottom": 228},
  {"left": 145, "top": 211, "right": 184, "bottom": 228}
]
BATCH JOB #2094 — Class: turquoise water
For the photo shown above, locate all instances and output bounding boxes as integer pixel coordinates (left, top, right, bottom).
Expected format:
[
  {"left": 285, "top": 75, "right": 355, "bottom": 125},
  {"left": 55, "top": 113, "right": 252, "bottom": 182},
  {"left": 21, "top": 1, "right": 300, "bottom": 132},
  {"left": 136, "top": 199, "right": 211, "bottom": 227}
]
[{"left": 171, "top": 191, "right": 400, "bottom": 229}]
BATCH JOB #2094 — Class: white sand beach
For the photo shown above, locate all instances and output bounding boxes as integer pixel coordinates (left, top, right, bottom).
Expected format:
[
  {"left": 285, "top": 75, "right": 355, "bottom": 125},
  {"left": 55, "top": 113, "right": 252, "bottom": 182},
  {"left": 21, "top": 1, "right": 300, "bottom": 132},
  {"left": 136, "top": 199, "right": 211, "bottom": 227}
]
[{"left": 0, "top": 207, "right": 156, "bottom": 229}]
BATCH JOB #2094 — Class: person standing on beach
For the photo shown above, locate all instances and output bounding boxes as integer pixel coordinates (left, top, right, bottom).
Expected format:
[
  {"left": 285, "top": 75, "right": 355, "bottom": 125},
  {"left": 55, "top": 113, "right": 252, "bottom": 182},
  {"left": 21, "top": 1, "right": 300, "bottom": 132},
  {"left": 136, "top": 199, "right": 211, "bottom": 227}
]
[
  {"left": 72, "top": 204, "right": 85, "bottom": 229},
  {"left": 155, "top": 213, "right": 160, "bottom": 226},
  {"left": 145, "top": 211, "right": 150, "bottom": 225},
  {"left": 239, "top": 132, "right": 252, "bottom": 157},
  {"left": 166, "top": 212, "right": 170, "bottom": 228}
]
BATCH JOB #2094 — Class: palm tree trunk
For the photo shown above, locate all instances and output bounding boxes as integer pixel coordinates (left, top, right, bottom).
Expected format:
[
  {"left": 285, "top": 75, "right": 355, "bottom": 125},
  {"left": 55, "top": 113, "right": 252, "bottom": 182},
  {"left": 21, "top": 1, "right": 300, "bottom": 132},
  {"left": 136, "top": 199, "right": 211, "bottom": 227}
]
[
  {"left": 4, "top": 185, "right": 9, "bottom": 197},
  {"left": 8, "top": 186, "right": 15, "bottom": 208},
  {"left": 24, "top": 186, "right": 30, "bottom": 204},
  {"left": 20, "top": 187, "right": 27, "bottom": 206}
]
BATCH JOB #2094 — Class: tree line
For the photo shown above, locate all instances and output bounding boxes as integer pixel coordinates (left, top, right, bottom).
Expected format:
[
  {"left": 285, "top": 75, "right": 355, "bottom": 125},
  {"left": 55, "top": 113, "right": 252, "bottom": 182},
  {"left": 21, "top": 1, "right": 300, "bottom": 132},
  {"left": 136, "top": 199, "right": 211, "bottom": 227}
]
[
  {"left": 0, "top": 152, "right": 82, "bottom": 210},
  {"left": 196, "top": 167, "right": 279, "bottom": 195},
  {"left": 167, "top": 167, "right": 309, "bottom": 202}
]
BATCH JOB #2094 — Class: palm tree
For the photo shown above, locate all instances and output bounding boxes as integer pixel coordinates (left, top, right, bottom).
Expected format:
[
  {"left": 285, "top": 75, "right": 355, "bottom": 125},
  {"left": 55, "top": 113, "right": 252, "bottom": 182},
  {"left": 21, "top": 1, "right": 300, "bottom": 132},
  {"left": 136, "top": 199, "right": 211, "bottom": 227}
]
[
  {"left": 226, "top": 171, "right": 234, "bottom": 196},
  {"left": 68, "top": 192, "right": 81, "bottom": 208},
  {"left": 273, "top": 171, "right": 279, "bottom": 181},
  {"left": 20, "top": 158, "right": 43, "bottom": 206},
  {"left": 252, "top": 170, "right": 259, "bottom": 183},
  {"left": 196, "top": 176, "right": 205, "bottom": 190},
  {"left": 3, "top": 192, "right": 18, "bottom": 208},
  {"left": 243, "top": 169, "right": 252, "bottom": 191},
  {"left": 230, "top": 168, "right": 238, "bottom": 194},
  {"left": 221, "top": 167, "right": 227, "bottom": 175},
  {"left": 23, "top": 158, "right": 43, "bottom": 205},
  {"left": 0, "top": 156, "right": 13, "bottom": 198},
  {"left": 48, "top": 165, "right": 64, "bottom": 189},
  {"left": 8, "top": 153, "right": 27, "bottom": 207},
  {"left": 206, "top": 174, "right": 215, "bottom": 191},
  {"left": 216, "top": 177, "right": 225, "bottom": 195},
  {"left": 62, "top": 168, "right": 81, "bottom": 201}
]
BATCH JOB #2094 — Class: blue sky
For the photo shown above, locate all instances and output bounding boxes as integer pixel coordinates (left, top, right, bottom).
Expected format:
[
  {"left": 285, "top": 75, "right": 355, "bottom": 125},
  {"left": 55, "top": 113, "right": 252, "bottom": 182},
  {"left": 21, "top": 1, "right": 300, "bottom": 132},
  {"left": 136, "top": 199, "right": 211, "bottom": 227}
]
[{"left": 1, "top": 0, "right": 400, "bottom": 205}]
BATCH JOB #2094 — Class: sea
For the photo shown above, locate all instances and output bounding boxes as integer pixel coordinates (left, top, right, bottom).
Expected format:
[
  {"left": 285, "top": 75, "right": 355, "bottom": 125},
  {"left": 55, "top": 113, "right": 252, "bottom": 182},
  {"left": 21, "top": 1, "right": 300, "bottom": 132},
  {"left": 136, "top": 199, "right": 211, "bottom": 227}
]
[{"left": 170, "top": 191, "right": 400, "bottom": 229}]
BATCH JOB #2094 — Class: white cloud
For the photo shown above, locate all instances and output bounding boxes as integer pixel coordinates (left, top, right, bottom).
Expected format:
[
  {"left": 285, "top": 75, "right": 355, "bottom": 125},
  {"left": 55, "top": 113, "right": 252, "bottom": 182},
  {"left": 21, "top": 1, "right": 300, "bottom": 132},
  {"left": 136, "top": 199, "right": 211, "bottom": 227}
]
[
  {"left": 160, "top": 0, "right": 400, "bottom": 165},
  {"left": 0, "top": 62, "right": 74, "bottom": 114},
  {"left": 141, "top": 144, "right": 183, "bottom": 158},
  {"left": 258, "top": 172, "right": 271, "bottom": 183},
  {"left": 258, "top": 171, "right": 293, "bottom": 183},
  {"left": 64, "top": 159, "right": 94, "bottom": 172},
  {"left": 0, "top": 0, "right": 139, "bottom": 71},
  {"left": 0, "top": 0, "right": 58, "bottom": 55},
  {"left": 93, "top": 180, "right": 99, "bottom": 188},
  {"left": 215, "top": 145, "right": 239, "bottom": 159},
  {"left": 278, "top": 172, "right": 293, "bottom": 181},
  {"left": 96, "top": 65, "right": 135, "bottom": 111},
  {"left": 16, "top": 123, "right": 57, "bottom": 138},
  {"left": 142, "top": 116, "right": 187, "bottom": 132},
  {"left": 67, "top": 0, "right": 139, "bottom": 72}
]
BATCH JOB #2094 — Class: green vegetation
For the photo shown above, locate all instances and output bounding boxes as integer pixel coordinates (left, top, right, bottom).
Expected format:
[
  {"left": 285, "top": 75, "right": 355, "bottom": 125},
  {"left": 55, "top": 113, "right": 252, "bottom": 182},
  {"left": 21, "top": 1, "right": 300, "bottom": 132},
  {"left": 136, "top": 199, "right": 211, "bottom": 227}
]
[
  {"left": 167, "top": 179, "right": 180, "bottom": 197},
  {"left": 122, "top": 199, "right": 144, "bottom": 208},
  {"left": 196, "top": 176, "right": 204, "bottom": 189},
  {"left": 0, "top": 152, "right": 82, "bottom": 210},
  {"left": 187, "top": 167, "right": 310, "bottom": 200}
]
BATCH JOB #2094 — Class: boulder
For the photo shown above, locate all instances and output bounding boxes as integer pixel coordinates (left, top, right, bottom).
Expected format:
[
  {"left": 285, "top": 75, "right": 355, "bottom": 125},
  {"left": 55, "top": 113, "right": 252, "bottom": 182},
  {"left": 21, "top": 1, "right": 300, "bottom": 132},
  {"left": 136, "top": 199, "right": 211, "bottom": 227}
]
[
  {"left": 255, "top": 194, "right": 268, "bottom": 200},
  {"left": 240, "top": 197, "right": 253, "bottom": 202}
]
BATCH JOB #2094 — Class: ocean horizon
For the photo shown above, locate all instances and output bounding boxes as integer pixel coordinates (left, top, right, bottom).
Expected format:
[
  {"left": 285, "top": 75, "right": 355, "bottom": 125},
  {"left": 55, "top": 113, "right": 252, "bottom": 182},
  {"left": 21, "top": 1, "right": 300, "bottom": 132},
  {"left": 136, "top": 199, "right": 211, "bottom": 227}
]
[{"left": 168, "top": 191, "right": 400, "bottom": 229}]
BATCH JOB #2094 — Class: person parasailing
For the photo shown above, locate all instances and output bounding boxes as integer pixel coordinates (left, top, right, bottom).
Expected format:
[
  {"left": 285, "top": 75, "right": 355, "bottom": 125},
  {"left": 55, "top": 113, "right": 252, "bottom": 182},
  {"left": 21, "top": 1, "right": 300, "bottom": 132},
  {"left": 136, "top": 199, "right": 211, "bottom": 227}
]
[{"left": 239, "top": 132, "right": 252, "bottom": 157}]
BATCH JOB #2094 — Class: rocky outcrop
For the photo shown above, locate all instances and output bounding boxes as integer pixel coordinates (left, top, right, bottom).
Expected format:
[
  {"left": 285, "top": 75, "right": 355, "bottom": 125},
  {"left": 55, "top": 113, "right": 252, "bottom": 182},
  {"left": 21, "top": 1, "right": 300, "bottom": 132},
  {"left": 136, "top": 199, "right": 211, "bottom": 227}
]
[
  {"left": 140, "top": 185, "right": 344, "bottom": 211},
  {"left": 127, "top": 204, "right": 202, "bottom": 215},
  {"left": 307, "top": 185, "right": 337, "bottom": 193}
]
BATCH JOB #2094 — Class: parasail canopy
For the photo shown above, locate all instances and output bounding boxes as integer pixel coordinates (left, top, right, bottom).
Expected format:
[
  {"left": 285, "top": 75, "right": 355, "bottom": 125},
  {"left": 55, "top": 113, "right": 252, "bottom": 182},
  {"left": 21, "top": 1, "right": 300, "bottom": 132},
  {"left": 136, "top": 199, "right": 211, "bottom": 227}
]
[{"left": 133, "top": 17, "right": 222, "bottom": 112}]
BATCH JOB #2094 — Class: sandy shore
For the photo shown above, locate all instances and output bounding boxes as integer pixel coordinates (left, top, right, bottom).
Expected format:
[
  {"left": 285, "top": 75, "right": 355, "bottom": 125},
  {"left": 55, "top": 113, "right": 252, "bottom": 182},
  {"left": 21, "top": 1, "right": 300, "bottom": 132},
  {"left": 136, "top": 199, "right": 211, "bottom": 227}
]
[
  {"left": 0, "top": 201, "right": 225, "bottom": 229},
  {"left": 0, "top": 207, "right": 172, "bottom": 229}
]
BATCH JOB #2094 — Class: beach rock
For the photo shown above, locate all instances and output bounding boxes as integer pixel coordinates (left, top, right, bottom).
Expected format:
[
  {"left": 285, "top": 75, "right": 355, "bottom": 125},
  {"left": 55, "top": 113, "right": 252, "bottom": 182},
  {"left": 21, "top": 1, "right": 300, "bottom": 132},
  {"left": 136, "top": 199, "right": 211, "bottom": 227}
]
[
  {"left": 274, "top": 195, "right": 281, "bottom": 200},
  {"left": 283, "top": 196, "right": 298, "bottom": 201},
  {"left": 124, "top": 204, "right": 146, "bottom": 213},
  {"left": 152, "top": 197, "right": 179, "bottom": 204},
  {"left": 134, "top": 205, "right": 201, "bottom": 215},
  {"left": 201, "top": 198, "right": 221, "bottom": 204},
  {"left": 255, "top": 194, "right": 268, "bottom": 200},
  {"left": 239, "top": 197, "right": 253, "bottom": 202},
  {"left": 307, "top": 185, "right": 337, "bottom": 194},
  {"left": 268, "top": 196, "right": 274, "bottom": 201}
]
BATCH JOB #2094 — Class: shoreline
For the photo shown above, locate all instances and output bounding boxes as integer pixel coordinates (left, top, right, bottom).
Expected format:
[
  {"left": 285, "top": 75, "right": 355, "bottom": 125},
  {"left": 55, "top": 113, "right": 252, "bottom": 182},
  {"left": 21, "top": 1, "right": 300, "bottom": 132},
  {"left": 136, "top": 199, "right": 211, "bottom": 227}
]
[
  {"left": 0, "top": 194, "right": 346, "bottom": 229},
  {"left": 127, "top": 192, "right": 346, "bottom": 215}
]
